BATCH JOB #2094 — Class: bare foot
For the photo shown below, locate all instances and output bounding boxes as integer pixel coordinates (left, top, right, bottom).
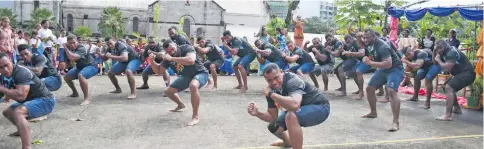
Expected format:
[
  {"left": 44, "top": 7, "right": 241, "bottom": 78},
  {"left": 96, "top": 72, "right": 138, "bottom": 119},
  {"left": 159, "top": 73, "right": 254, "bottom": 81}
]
[
  {"left": 337, "top": 91, "right": 347, "bottom": 96},
  {"left": 452, "top": 108, "right": 462, "bottom": 114},
  {"left": 210, "top": 86, "right": 218, "bottom": 91},
  {"left": 436, "top": 115, "right": 452, "bottom": 121},
  {"left": 170, "top": 104, "right": 186, "bottom": 112},
  {"left": 8, "top": 131, "right": 19, "bottom": 137},
  {"left": 136, "top": 85, "right": 149, "bottom": 90},
  {"left": 233, "top": 85, "right": 242, "bottom": 89},
  {"left": 361, "top": 113, "right": 377, "bottom": 118},
  {"left": 270, "top": 140, "right": 291, "bottom": 148},
  {"left": 421, "top": 105, "right": 431, "bottom": 109},
  {"left": 29, "top": 116, "right": 47, "bottom": 122},
  {"left": 335, "top": 87, "right": 342, "bottom": 91},
  {"left": 127, "top": 94, "right": 136, "bottom": 100},
  {"left": 352, "top": 90, "right": 360, "bottom": 94},
  {"left": 109, "top": 89, "right": 122, "bottom": 94},
  {"left": 378, "top": 97, "right": 390, "bottom": 103},
  {"left": 68, "top": 93, "right": 79, "bottom": 97},
  {"left": 355, "top": 92, "right": 364, "bottom": 100},
  {"left": 388, "top": 122, "right": 400, "bottom": 132},
  {"left": 80, "top": 99, "right": 91, "bottom": 106},
  {"left": 239, "top": 86, "right": 248, "bottom": 93},
  {"left": 206, "top": 79, "right": 213, "bottom": 87},
  {"left": 187, "top": 117, "right": 200, "bottom": 126},
  {"left": 162, "top": 94, "right": 167, "bottom": 97},
  {"left": 324, "top": 87, "right": 328, "bottom": 91},
  {"left": 405, "top": 97, "right": 419, "bottom": 102},
  {"left": 184, "top": 89, "right": 190, "bottom": 92},
  {"left": 376, "top": 91, "right": 384, "bottom": 96}
]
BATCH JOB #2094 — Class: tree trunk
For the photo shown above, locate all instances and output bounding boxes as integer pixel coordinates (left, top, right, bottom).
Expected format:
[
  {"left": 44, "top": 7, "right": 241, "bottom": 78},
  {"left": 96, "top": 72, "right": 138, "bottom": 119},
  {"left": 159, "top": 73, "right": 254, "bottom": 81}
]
[
  {"left": 284, "top": 0, "right": 300, "bottom": 28},
  {"left": 112, "top": 27, "right": 116, "bottom": 40},
  {"left": 383, "top": 0, "right": 390, "bottom": 28}
]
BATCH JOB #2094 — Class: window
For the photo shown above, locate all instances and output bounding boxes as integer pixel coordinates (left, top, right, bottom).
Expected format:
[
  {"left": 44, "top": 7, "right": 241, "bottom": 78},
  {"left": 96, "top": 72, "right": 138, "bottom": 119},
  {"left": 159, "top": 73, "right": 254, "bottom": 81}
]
[
  {"left": 34, "top": 1, "right": 40, "bottom": 10},
  {"left": 183, "top": 18, "right": 190, "bottom": 37},
  {"left": 67, "top": 14, "right": 74, "bottom": 32},
  {"left": 83, "top": 15, "right": 88, "bottom": 19},
  {"left": 132, "top": 17, "right": 139, "bottom": 32}
]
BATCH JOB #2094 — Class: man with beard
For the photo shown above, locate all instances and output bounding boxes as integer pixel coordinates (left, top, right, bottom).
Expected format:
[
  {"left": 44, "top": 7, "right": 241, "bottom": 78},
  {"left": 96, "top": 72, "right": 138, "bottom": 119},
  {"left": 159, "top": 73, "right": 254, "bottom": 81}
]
[
  {"left": 434, "top": 40, "right": 475, "bottom": 121},
  {"left": 137, "top": 37, "right": 170, "bottom": 90},
  {"left": 254, "top": 39, "right": 288, "bottom": 71},
  {"left": 360, "top": 29, "right": 404, "bottom": 132},
  {"left": 401, "top": 47, "right": 440, "bottom": 109},
  {"left": 98, "top": 37, "right": 141, "bottom": 100},
  {"left": 17, "top": 44, "right": 62, "bottom": 91},
  {"left": 63, "top": 35, "right": 98, "bottom": 106},
  {"left": 168, "top": 26, "right": 191, "bottom": 46},
  {"left": 195, "top": 36, "right": 224, "bottom": 90},
  {"left": 222, "top": 30, "right": 256, "bottom": 93},
  {"left": 0, "top": 52, "right": 55, "bottom": 149},
  {"left": 150, "top": 40, "right": 208, "bottom": 126},
  {"left": 247, "top": 63, "right": 330, "bottom": 149}
]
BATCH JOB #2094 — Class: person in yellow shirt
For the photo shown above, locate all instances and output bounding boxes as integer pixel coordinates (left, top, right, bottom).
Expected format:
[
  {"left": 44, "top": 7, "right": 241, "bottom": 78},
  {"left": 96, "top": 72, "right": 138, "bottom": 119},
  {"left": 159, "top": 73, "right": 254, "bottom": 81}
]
[{"left": 475, "top": 23, "right": 483, "bottom": 76}]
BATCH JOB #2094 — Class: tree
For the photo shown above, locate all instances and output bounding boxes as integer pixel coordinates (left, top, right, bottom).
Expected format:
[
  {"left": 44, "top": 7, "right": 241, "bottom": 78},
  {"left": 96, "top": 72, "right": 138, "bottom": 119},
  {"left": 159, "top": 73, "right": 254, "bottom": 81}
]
[
  {"left": 177, "top": 17, "right": 189, "bottom": 38},
  {"left": 303, "top": 17, "right": 332, "bottom": 34},
  {"left": 73, "top": 26, "right": 92, "bottom": 38},
  {"left": 265, "top": 17, "right": 285, "bottom": 37},
  {"left": 0, "top": 8, "right": 17, "bottom": 28},
  {"left": 24, "top": 8, "right": 56, "bottom": 31},
  {"left": 284, "top": 0, "right": 300, "bottom": 27},
  {"left": 152, "top": 3, "right": 160, "bottom": 35},
  {"left": 334, "top": 0, "right": 383, "bottom": 33},
  {"left": 98, "top": 7, "right": 127, "bottom": 39}
]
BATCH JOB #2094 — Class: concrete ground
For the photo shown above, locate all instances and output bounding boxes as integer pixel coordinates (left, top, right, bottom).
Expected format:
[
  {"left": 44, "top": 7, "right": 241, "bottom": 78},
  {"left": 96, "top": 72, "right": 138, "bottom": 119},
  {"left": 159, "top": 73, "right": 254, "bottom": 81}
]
[{"left": 0, "top": 74, "right": 482, "bottom": 149}]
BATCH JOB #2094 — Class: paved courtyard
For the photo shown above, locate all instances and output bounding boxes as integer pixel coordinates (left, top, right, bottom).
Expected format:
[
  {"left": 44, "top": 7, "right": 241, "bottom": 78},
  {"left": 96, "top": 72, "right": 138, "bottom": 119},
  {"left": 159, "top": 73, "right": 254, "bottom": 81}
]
[{"left": 0, "top": 74, "right": 482, "bottom": 149}]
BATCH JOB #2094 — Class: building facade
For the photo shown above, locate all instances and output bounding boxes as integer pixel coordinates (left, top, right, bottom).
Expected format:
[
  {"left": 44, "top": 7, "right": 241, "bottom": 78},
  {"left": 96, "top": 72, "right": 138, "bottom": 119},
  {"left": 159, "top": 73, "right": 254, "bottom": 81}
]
[
  {"left": 320, "top": 1, "right": 336, "bottom": 21},
  {"left": 265, "top": 0, "right": 289, "bottom": 19}
]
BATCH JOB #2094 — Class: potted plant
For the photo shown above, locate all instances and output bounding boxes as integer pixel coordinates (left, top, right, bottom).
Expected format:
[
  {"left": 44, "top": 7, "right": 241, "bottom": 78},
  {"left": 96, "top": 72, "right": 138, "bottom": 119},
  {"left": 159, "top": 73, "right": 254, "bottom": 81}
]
[{"left": 465, "top": 76, "right": 483, "bottom": 109}]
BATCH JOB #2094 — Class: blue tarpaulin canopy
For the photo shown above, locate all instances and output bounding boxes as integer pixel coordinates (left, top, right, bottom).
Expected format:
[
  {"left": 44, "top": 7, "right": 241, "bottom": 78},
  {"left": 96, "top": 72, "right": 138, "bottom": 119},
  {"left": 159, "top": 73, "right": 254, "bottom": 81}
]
[{"left": 388, "top": 7, "right": 483, "bottom": 21}]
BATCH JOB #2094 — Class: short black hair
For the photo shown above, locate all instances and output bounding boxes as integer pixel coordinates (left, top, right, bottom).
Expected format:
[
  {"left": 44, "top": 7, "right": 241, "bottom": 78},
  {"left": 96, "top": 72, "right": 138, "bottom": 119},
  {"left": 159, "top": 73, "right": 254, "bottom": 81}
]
[
  {"left": 40, "top": 20, "right": 48, "bottom": 25},
  {"left": 17, "top": 30, "right": 23, "bottom": 34},
  {"left": 162, "top": 39, "right": 174, "bottom": 49},
  {"left": 60, "top": 29, "right": 66, "bottom": 32},
  {"left": 401, "top": 47, "right": 410, "bottom": 55},
  {"left": 450, "top": 29, "right": 456, "bottom": 34},
  {"left": 344, "top": 35, "right": 353, "bottom": 41},
  {"left": 254, "top": 39, "right": 262, "bottom": 47},
  {"left": 0, "top": 52, "right": 9, "bottom": 59},
  {"left": 223, "top": 30, "right": 231, "bottom": 36},
  {"left": 67, "top": 35, "right": 77, "bottom": 41},
  {"left": 382, "top": 27, "right": 388, "bottom": 32},
  {"left": 404, "top": 29, "right": 410, "bottom": 33},
  {"left": 325, "top": 34, "right": 333, "bottom": 39},
  {"left": 196, "top": 36, "right": 205, "bottom": 42},
  {"left": 435, "top": 40, "right": 449, "bottom": 48},
  {"left": 364, "top": 29, "right": 376, "bottom": 37},
  {"left": 104, "top": 36, "right": 112, "bottom": 42},
  {"left": 276, "top": 27, "right": 281, "bottom": 32},
  {"left": 263, "top": 63, "right": 281, "bottom": 74},
  {"left": 17, "top": 44, "right": 29, "bottom": 52},
  {"left": 31, "top": 30, "right": 38, "bottom": 35},
  {"left": 168, "top": 26, "right": 177, "bottom": 31},
  {"left": 426, "top": 29, "right": 432, "bottom": 34}
]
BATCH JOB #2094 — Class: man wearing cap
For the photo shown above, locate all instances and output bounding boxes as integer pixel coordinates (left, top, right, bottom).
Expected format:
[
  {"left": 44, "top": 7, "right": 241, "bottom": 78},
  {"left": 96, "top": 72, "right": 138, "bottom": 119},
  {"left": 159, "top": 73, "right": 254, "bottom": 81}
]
[
  {"left": 137, "top": 36, "right": 170, "bottom": 90},
  {"left": 222, "top": 30, "right": 256, "bottom": 93},
  {"left": 98, "top": 37, "right": 141, "bottom": 100}
]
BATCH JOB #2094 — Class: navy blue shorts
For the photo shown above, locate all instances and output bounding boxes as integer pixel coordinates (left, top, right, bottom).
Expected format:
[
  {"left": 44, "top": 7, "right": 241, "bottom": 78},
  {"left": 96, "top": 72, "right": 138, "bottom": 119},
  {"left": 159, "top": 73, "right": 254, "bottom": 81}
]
[
  {"left": 110, "top": 59, "right": 141, "bottom": 74},
  {"left": 10, "top": 97, "right": 56, "bottom": 119},
  {"left": 66, "top": 65, "right": 98, "bottom": 80},
  {"left": 276, "top": 104, "right": 330, "bottom": 130},
  {"left": 169, "top": 72, "right": 209, "bottom": 92},
  {"left": 233, "top": 53, "right": 256, "bottom": 69},
  {"left": 368, "top": 66, "right": 404, "bottom": 91},
  {"left": 42, "top": 75, "right": 62, "bottom": 91},
  {"left": 289, "top": 62, "right": 315, "bottom": 74},
  {"left": 415, "top": 64, "right": 441, "bottom": 81}
]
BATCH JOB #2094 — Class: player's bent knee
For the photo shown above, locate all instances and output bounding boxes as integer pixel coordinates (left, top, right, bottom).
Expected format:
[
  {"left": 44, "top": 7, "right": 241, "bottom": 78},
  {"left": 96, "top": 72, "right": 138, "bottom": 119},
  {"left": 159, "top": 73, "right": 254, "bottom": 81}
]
[
  {"left": 210, "top": 64, "right": 216, "bottom": 70},
  {"left": 13, "top": 106, "right": 27, "bottom": 117},
  {"left": 237, "top": 64, "right": 245, "bottom": 70},
  {"left": 285, "top": 111, "right": 298, "bottom": 122},
  {"left": 2, "top": 109, "right": 10, "bottom": 117},
  {"left": 366, "top": 86, "right": 376, "bottom": 92},
  {"left": 189, "top": 82, "right": 200, "bottom": 91},
  {"left": 267, "top": 121, "right": 280, "bottom": 134}
]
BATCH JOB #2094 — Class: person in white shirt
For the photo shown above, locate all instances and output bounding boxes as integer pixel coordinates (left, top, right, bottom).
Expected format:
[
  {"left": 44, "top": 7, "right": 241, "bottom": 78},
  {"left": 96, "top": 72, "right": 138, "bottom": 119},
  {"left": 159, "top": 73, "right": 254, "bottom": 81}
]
[
  {"left": 14, "top": 30, "right": 27, "bottom": 63},
  {"left": 38, "top": 20, "right": 56, "bottom": 66},
  {"left": 30, "top": 31, "right": 43, "bottom": 55},
  {"left": 57, "top": 29, "right": 67, "bottom": 74}
]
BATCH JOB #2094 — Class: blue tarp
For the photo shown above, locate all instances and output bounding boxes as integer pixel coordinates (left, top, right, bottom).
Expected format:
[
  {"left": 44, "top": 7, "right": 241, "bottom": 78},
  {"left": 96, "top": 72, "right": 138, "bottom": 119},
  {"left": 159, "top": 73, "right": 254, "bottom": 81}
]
[{"left": 388, "top": 7, "right": 483, "bottom": 21}]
